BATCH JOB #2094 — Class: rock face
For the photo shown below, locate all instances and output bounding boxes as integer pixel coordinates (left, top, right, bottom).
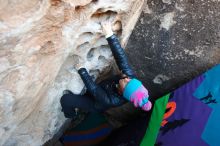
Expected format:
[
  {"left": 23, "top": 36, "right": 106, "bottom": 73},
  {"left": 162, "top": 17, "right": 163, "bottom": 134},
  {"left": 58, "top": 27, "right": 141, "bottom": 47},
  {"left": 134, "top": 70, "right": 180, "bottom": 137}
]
[
  {"left": 126, "top": 0, "right": 220, "bottom": 98},
  {"left": 0, "top": 0, "right": 144, "bottom": 145}
]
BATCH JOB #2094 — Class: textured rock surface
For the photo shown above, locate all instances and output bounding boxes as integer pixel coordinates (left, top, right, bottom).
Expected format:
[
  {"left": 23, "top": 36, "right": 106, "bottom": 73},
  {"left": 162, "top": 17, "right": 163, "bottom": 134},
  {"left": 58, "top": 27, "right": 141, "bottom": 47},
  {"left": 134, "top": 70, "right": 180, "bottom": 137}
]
[
  {"left": 126, "top": 0, "right": 220, "bottom": 98},
  {"left": 0, "top": 0, "right": 144, "bottom": 145}
]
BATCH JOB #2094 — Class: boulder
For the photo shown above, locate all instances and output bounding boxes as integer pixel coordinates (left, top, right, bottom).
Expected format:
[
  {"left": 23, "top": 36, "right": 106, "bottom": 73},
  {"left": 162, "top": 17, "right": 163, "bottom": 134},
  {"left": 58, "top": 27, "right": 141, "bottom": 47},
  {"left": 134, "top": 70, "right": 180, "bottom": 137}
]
[{"left": 0, "top": 0, "right": 144, "bottom": 145}]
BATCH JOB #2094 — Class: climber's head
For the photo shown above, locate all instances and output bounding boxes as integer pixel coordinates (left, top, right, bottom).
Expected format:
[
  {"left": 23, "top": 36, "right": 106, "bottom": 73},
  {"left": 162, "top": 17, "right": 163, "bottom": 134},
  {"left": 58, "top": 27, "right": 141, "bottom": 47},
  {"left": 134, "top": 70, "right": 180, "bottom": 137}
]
[{"left": 121, "top": 78, "right": 152, "bottom": 111}]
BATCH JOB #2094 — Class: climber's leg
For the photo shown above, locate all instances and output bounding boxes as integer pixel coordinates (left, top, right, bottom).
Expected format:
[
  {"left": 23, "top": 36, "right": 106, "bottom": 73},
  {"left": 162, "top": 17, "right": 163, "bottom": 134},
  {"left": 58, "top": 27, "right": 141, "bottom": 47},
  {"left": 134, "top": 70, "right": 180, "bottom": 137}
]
[{"left": 60, "top": 92, "right": 98, "bottom": 118}]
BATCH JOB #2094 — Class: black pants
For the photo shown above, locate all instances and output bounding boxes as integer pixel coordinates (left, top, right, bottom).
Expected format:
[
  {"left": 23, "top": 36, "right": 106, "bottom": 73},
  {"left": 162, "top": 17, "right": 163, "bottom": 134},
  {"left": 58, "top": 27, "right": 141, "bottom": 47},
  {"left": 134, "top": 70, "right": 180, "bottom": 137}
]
[{"left": 60, "top": 89, "right": 109, "bottom": 118}]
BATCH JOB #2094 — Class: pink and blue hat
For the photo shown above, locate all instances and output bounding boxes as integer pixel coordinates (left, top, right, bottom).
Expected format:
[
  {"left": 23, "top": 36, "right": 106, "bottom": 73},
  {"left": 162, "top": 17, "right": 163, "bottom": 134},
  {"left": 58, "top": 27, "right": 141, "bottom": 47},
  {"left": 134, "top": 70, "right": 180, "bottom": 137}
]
[{"left": 123, "top": 78, "right": 152, "bottom": 111}]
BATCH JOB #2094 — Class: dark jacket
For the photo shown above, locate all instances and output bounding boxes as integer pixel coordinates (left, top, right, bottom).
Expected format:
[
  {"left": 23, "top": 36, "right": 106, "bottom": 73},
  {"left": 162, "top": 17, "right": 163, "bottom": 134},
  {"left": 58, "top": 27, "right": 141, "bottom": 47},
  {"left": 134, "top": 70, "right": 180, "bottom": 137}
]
[{"left": 78, "top": 34, "right": 136, "bottom": 110}]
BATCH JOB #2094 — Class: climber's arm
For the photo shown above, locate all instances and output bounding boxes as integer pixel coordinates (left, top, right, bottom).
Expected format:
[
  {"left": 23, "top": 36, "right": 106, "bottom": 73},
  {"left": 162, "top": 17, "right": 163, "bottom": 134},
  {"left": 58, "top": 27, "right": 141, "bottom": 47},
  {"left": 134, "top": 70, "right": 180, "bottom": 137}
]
[
  {"left": 106, "top": 35, "right": 135, "bottom": 78},
  {"left": 102, "top": 22, "right": 135, "bottom": 78},
  {"left": 78, "top": 68, "right": 111, "bottom": 106},
  {"left": 78, "top": 68, "right": 97, "bottom": 95}
]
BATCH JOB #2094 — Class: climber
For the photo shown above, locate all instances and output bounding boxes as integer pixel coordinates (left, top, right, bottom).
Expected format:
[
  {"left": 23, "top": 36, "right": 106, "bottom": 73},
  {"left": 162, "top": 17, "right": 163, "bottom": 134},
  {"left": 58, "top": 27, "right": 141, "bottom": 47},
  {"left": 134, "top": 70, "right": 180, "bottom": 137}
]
[{"left": 60, "top": 21, "right": 152, "bottom": 118}]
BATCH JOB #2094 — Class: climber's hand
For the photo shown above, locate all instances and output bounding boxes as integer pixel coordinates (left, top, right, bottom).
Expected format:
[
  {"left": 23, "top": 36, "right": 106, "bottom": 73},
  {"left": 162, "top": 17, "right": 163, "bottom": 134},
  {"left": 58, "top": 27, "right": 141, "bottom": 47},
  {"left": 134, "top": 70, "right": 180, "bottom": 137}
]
[
  {"left": 75, "top": 63, "right": 84, "bottom": 71},
  {"left": 101, "top": 21, "right": 113, "bottom": 38},
  {"left": 73, "top": 59, "right": 85, "bottom": 71}
]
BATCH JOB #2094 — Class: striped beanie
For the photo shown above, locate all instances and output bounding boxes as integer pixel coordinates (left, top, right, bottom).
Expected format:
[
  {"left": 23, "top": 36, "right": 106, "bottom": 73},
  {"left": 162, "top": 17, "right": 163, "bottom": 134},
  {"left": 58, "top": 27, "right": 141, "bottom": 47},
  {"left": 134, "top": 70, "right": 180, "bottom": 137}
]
[{"left": 123, "top": 78, "right": 152, "bottom": 111}]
